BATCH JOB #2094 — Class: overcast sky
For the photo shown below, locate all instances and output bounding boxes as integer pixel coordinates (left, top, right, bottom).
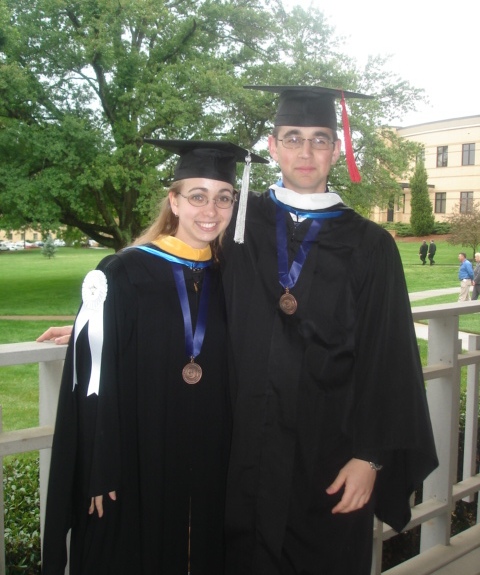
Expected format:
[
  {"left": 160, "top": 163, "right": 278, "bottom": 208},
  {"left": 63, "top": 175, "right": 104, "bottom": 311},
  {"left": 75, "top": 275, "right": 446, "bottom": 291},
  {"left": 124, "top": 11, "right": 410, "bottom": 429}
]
[{"left": 284, "top": 0, "right": 479, "bottom": 126}]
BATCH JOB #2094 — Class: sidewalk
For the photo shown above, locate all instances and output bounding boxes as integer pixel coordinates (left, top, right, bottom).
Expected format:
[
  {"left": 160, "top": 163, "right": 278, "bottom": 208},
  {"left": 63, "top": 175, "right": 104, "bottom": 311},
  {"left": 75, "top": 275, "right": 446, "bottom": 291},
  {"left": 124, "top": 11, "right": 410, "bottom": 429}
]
[
  {"left": 409, "top": 287, "right": 475, "bottom": 350},
  {"left": 409, "top": 287, "right": 459, "bottom": 302}
]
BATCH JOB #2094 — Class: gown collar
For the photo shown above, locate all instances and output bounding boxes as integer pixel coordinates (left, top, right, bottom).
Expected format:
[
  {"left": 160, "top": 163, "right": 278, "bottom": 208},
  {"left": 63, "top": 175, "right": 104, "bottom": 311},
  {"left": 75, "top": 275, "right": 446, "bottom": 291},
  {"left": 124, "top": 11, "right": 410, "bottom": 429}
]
[
  {"left": 152, "top": 235, "right": 212, "bottom": 262},
  {"left": 270, "top": 183, "right": 344, "bottom": 211}
]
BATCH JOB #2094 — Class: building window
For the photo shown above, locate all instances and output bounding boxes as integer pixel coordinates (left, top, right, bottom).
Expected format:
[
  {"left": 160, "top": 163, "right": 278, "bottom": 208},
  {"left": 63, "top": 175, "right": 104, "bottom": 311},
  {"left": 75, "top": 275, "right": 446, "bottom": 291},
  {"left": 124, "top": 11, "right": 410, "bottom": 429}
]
[
  {"left": 437, "top": 146, "right": 448, "bottom": 167},
  {"left": 462, "top": 143, "right": 475, "bottom": 166},
  {"left": 460, "top": 192, "right": 473, "bottom": 213},
  {"left": 387, "top": 197, "right": 394, "bottom": 222},
  {"left": 435, "top": 192, "right": 446, "bottom": 213}
]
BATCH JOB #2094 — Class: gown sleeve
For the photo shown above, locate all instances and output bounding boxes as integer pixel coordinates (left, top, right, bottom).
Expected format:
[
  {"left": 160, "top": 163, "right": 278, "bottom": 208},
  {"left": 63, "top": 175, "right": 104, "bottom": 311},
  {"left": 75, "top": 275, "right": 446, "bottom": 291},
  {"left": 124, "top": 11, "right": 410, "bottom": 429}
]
[
  {"left": 42, "top": 254, "right": 136, "bottom": 574},
  {"left": 351, "top": 230, "right": 438, "bottom": 531}
]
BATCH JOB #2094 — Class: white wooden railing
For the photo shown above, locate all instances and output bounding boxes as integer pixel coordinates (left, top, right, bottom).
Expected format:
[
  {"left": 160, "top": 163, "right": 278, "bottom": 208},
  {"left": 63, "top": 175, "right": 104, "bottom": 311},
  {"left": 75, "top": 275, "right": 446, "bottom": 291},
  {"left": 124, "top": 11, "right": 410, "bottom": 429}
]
[{"left": 0, "top": 300, "right": 479, "bottom": 575}]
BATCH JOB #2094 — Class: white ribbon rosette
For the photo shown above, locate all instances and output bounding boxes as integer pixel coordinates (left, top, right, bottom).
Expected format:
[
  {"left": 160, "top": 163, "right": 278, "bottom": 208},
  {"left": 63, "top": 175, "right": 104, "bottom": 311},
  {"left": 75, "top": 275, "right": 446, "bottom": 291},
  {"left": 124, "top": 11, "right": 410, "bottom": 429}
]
[{"left": 73, "top": 270, "right": 108, "bottom": 396}]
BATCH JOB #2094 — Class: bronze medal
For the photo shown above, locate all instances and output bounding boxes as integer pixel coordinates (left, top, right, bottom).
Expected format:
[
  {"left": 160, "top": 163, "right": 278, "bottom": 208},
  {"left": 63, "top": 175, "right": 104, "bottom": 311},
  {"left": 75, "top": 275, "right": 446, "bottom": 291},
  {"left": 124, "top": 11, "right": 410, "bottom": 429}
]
[
  {"left": 182, "top": 360, "right": 202, "bottom": 384},
  {"left": 279, "top": 290, "right": 297, "bottom": 315}
]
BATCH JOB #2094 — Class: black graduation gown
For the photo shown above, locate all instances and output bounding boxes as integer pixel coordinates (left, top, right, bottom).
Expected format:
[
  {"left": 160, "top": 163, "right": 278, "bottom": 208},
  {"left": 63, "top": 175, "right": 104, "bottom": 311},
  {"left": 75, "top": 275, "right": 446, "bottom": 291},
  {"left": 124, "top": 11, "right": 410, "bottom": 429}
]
[
  {"left": 221, "top": 191, "right": 438, "bottom": 574},
  {"left": 42, "top": 246, "right": 231, "bottom": 575}
]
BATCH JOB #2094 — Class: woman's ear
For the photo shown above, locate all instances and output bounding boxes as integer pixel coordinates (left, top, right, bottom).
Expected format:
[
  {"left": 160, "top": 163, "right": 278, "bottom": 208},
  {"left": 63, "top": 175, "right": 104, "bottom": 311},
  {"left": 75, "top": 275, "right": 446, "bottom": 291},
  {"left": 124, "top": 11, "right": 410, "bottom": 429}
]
[{"left": 168, "top": 190, "right": 178, "bottom": 216}]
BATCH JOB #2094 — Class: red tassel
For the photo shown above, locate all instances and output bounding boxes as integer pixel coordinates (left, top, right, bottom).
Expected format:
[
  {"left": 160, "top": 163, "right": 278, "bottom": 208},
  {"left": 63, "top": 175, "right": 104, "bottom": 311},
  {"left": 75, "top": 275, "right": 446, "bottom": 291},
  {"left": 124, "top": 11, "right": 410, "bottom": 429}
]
[{"left": 341, "top": 92, "right": 361, "bottom": 183}]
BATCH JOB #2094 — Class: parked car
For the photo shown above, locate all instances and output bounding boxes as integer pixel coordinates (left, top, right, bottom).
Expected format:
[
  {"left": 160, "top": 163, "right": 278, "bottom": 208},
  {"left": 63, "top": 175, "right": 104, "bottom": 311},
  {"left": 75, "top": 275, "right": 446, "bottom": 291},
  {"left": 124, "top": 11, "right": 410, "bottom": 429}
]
[
  {"left": 14, "top": 242, "right": 25, "bottom": 250},
  {"left": 53, "top": 239, "right": 66, "bottom": 247},
  {"left": 35, "top": 241, "right": 44, "bottom": 247},
  {"left": 0, "top": 241, "right": 9, "bottom": 251}
]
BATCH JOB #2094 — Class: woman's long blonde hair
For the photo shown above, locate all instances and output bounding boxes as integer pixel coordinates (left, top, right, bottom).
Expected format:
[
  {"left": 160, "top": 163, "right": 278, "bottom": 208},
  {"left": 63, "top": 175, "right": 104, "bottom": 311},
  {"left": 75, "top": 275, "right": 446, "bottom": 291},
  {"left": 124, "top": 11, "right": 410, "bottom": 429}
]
[{"left": 132, "top": 180, "right": 230, "bottom": 262}]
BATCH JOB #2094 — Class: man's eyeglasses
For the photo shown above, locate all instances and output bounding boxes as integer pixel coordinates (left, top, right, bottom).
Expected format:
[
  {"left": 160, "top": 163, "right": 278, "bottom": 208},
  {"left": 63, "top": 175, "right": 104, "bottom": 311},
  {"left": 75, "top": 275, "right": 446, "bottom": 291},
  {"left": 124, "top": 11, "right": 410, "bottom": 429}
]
[
  {"left": 277, "top": 136, "right": 335, "bottom": 150},
  {"left": 179, "top": 193, "right": 236, "bottom": 209}
]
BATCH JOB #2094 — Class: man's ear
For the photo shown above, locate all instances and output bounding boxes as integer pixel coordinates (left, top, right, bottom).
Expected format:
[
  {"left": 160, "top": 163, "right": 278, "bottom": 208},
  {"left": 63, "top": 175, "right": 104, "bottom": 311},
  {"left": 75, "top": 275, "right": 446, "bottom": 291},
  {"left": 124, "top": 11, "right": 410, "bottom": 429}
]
[
  {"left": 331, "top": 138, "right": 342, "bottom": 165},
  {"left": 268, "top": 134, "right": 279, "bottom": 162}
]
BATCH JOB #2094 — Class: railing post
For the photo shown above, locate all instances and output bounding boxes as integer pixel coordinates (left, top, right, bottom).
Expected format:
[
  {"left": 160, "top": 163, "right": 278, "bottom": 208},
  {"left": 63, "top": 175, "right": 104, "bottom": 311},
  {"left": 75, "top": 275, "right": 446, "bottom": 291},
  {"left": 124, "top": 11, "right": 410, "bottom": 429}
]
[
  {"left": 421, "top": 315, "right": 460, "bottom": 550},
  {"left": 463, "top": 334, "right": 480, "bottom": 504},
  {"left": 0, "top": 407, "right": 5, "bottom": 575},
  {"left": 371, "top": 518, "right": 383, "bottom": 575}
]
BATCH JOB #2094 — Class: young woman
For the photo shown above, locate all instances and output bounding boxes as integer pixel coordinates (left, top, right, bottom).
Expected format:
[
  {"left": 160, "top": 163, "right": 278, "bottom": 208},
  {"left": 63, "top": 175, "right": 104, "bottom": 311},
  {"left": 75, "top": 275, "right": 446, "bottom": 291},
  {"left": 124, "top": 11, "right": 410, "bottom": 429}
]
[{"left": 41, "top": 141, "right": 265, "bottom": 575}]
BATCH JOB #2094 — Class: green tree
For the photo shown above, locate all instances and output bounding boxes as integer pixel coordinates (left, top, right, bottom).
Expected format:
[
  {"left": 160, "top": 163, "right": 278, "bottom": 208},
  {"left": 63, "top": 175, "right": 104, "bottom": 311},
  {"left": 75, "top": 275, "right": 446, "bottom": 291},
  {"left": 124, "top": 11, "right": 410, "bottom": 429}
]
[
  {"left": 0, "top": 0, "right": 426, "bottom": 249},
  {"left": 42, "top": 235, "right": 56, "bottom": 258},
  {"left": 447, "top": 202, "right": 480, "bottom": 259},
  {"left": 409, "top": 161, "right": 434, "bottom": 236}
]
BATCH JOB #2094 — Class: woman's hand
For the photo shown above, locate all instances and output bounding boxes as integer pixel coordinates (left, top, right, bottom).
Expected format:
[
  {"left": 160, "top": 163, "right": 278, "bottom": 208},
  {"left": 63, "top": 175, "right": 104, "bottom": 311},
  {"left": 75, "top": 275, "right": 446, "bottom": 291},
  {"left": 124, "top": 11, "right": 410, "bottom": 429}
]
[{"left": 88, "top": 491, "right": 117, "bottom": 518}]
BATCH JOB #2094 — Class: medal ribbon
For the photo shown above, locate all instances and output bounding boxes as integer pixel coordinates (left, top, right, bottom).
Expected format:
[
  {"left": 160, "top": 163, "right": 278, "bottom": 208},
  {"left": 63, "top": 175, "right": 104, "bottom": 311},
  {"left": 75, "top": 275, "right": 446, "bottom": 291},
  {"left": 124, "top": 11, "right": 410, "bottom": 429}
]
[
  {"left": 134, "top": 245, "right": 212, "bottom": 361},
  {"left": 136, "top": 246, "right": 212, "bottom": 358},
  {"left": 172, "top": 264, "right": 210, "bottom": 361},
  {"left": 276, "top": 207, "right": 323, "bottom": 291}
]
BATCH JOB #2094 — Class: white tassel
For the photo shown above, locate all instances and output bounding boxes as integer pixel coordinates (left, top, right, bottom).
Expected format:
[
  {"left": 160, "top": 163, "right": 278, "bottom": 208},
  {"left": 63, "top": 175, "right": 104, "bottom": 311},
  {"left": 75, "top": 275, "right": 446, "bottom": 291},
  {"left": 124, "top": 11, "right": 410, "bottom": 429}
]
[{"left": 234, "top": 154, "right": 251, "bottom": 244}]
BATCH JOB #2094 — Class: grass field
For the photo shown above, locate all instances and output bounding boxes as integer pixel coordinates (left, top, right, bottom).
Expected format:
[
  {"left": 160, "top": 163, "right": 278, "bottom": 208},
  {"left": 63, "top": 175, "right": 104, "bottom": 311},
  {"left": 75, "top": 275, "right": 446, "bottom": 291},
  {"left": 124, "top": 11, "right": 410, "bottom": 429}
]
[
  {"left": 0, "top": 240, "right": 478, "bottom": 432},
  {"left": 0, "top": 239, "right": 469, "bottom": 315},
  {"left": 396, "top": 237, "right": 469, "bottom": 292},
  {"left": 0, "top": 247, "right": 114, "bottom": 316},
  {"left": 0, "top": 248, "right": 112, "bottom": 432}
]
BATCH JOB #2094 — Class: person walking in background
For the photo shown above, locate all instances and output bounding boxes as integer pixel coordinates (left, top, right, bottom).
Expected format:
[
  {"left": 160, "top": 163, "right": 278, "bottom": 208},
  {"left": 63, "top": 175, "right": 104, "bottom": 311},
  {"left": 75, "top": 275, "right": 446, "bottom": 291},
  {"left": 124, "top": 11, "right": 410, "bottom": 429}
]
[
  {"left": 458, "top": 252, "right": 474, "bottom": 301},
  {"left": 427, "top": 240, "right": 436, "bottom": 265},
  {"left": 471, "top": 252, "right": 480, "bottom": 301},
  {"left": 419, "top": 240, "right": 428, "bottom": 265},
  {"left": 41, "top": 140, "right": 265, "bottom": 575}
]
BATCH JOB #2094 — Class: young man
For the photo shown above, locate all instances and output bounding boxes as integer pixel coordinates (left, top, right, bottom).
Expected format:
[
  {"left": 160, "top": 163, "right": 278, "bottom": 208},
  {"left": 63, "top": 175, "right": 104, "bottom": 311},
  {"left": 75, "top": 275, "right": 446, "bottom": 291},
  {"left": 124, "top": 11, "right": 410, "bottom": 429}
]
[
  {"left": 419, "top": 240, "right": 428, "bottom": 264},
  {"left": 221, "top": 86, "right": 438, "bottom": 575},
  {"left": 428, "top": 239, "right": 436, "bottom": 265},
  {"left": 458, "top": 252, "right": 474, "bottom": 301}
]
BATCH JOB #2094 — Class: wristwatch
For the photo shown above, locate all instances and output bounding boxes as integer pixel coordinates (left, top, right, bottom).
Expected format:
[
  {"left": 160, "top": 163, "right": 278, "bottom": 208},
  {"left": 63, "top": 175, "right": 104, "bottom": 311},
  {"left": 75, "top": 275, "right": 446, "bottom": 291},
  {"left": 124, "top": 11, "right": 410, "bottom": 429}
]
[{"left": 369, "top": 461, "right": 383, "bottom": 471}]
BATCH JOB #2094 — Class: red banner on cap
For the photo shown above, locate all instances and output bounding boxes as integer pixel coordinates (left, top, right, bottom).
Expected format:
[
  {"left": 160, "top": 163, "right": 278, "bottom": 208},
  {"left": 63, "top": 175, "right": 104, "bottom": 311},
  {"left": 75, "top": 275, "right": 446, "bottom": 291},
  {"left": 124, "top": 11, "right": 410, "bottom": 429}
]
[{"left": 341, "top": 92, "right": 361, "bottom": 183}]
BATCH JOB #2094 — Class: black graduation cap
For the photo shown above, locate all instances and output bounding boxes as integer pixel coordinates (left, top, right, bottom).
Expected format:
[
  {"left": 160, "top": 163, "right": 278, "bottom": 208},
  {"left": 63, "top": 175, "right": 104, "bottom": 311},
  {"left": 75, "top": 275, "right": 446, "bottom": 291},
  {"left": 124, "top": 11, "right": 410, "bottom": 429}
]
[
  {"left": 143, "top": 139, "right": 268, "bottom": 186},
  {"left": 244, "top": 85, "right": 373, "bottom": 130},
  {"left": 144, "top": 139, "right": 269, "bottom": 243},
  {"left": 244, "top": 85, "right": 374, "bottom": 182}
]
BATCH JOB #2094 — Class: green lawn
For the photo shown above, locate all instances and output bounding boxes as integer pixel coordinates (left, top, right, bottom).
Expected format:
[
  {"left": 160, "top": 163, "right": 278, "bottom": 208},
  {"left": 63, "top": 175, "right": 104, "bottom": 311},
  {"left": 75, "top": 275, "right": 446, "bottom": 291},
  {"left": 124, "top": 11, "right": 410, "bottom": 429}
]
[
  {"left": 397, "top": 239, "right": 465, "bottom": 292},
  {"left": 0, "top": 248, "right": 111, "bottom": 432},
  {"left": 0, "top": 321, "right": 55, "bottom": 431},
  {"left": 0, "top": 247, "right": 113, "bottom": 315},
  {"left": 0, "top": 239, "right": 478, "bottom": 431}
]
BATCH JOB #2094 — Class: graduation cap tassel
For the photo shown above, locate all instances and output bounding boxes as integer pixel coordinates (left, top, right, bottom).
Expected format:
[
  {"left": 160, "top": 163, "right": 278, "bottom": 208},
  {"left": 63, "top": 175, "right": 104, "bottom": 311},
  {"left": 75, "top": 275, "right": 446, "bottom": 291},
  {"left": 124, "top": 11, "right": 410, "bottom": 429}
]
[
  {"left": 341, "top": 92, "right": 362, "bottom": 183},
  {"left": 234, "top": 153, "right": 251, "bottom": 244}
]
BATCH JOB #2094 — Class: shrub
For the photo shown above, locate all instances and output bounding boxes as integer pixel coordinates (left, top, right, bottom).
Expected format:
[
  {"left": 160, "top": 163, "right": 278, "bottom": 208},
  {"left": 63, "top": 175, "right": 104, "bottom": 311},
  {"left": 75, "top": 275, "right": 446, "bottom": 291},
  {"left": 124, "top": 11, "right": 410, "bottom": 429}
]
[
  {"left": 377, "top": 223, "right": 413, "bottom": 236},
  {"left": 410, "top": 162, "right": 435, "bottom": 236},
  {"left": 3, "top": 457, "right": 41, "bottom": 574},
  {"left": 41, "top": 237, "right": 56, "bottom": 259},
  {"left": 393, "top": 223, "right": 413, "bottom": 237},
  {"left": 433, "top": 222, "right": 451, "bottom": 235}
]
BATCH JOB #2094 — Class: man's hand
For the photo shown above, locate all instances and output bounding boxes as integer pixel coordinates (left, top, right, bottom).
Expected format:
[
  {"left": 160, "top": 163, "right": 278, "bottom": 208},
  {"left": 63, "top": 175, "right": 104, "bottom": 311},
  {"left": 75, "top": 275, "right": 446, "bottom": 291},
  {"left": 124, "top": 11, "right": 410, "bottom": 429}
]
[
  {"left": 36, "top": 326, "right": 73, "bottom": 345},
  {"left": 326, "top": 458, "right": 377, "bottom": 514}
]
